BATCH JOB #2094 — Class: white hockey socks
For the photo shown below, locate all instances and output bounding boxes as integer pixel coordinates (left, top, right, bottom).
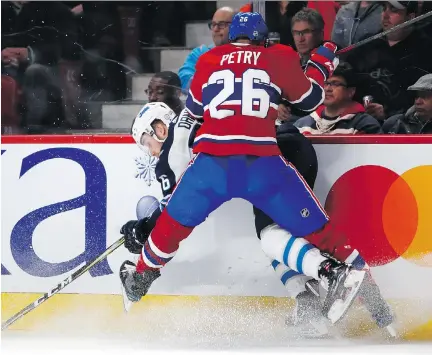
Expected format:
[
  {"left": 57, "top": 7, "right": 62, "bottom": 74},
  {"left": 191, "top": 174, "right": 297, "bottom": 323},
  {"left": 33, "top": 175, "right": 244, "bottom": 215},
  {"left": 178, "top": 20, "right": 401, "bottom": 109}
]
[
  {"left": 271, "top": 260, "right": 313, "bottom": 297},
  {"left": 261, "top": 224, "right": 326, "bottom": 281}
]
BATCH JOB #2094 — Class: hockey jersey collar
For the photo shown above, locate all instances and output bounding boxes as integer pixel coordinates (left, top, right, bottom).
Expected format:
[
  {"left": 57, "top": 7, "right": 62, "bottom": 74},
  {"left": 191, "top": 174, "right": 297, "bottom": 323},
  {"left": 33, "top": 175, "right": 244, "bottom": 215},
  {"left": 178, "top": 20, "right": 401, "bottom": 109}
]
[{"left": 230, "top": 43, "right": 252, "bottom": 46}]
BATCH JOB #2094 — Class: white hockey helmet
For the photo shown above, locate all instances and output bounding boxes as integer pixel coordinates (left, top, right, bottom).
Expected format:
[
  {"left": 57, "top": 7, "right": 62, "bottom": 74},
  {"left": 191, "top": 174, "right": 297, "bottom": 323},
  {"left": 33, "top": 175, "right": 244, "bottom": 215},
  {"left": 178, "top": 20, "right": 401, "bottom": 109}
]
[{"left": 131, "top": 102, "right": 176, "bottom": 151}]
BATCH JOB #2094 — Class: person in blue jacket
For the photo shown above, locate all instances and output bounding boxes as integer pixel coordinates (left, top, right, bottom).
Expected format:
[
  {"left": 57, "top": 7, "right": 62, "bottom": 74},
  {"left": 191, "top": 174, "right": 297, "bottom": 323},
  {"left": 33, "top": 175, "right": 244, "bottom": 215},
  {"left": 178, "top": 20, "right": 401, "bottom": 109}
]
[{"left": 178, "top": 6, "right": 235, "bottom": 90}]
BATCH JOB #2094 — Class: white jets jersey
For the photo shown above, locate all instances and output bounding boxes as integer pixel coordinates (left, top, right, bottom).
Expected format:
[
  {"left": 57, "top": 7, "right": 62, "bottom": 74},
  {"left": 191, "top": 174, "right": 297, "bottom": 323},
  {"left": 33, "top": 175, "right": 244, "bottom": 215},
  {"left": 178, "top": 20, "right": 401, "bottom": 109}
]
[{"left": 155, "top": 109, "right": 201, "bottom": 197}]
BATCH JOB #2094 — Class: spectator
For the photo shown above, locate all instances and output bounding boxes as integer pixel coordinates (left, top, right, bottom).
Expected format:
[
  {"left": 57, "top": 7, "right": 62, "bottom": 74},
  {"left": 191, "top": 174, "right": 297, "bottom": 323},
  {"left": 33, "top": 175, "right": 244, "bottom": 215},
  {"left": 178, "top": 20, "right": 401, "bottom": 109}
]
[
  {"left": 146, "top": 71, "right": 184, "bottom": 116},
  {"left": 382, "top": 74, "right": 432, "bottom": 134},
  {"left": 307, "top": 1, "right": 340, "bottom": 40},
  {"left": 332, "top": 1, "right": 383, "bottom": 49},
  {"left": 341, "top": 1, "right": 432, "bottom": 121},
  {"left": 291, "top": 8, "right": 325, "bottom": 66},
  {"left": 294, "top": 62, "right": 381, "bottom": 135},
  {"left": 418, "top": 1, "right": 432, "bottom": 40},
  {"left": 278, "top": 8, "right": 326, "bottom": 123},
  {"left": 178, "top": 6, "right": 234, "bottom": 90},
  {"left": 1, "top": 1, "right": 79, "bottom": 133},
  {"left": 239, "top": 2, "right": 307, "bottom": 47}
]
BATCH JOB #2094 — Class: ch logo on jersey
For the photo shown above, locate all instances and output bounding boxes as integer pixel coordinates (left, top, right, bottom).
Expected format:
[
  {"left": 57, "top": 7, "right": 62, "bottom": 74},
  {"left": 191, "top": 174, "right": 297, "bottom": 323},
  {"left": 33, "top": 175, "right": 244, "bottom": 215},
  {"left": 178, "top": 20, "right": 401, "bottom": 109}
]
[
  {"left": 134, "top": 152, "right": 158, "bottom": 186},
  {"left": 300, "top": 208, "right": 310, "bottom": 218},
  {"left": 325, "top": 61, "right": 334, "bottom": 72}
]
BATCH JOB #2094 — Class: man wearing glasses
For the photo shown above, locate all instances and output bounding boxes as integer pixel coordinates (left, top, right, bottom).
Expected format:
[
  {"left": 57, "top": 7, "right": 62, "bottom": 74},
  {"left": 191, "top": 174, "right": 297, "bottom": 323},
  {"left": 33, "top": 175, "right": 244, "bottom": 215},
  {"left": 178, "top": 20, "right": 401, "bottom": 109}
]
[
  {"left": 178, "top": 6, "right": 234, "bottom": 90},
  {"left": 294, "top": 62, "right": 381, "bottom": 134},
  {"left": 278, "top": 8, "right": 326, "bottom": 123}
]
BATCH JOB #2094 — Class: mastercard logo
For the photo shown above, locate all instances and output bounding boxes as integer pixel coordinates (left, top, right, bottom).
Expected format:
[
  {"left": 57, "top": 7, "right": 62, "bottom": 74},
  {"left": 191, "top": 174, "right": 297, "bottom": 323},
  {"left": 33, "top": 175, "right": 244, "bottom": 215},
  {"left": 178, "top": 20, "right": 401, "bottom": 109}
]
[{"left": 324, "top": 165, "right": 432, "bottom": 267}]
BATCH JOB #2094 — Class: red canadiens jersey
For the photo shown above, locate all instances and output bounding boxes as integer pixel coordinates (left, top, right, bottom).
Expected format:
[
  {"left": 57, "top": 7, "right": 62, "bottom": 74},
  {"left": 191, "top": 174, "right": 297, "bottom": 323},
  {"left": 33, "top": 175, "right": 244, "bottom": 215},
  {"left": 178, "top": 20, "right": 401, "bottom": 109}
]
[{"left": 185, "top": 43, "right": 326, "bottom": 156}]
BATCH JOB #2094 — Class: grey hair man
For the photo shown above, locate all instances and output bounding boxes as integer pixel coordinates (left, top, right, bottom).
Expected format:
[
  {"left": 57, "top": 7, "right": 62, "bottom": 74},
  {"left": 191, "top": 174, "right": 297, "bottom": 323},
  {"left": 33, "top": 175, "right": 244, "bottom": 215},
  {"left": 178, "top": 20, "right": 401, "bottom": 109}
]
[
  {"left": 291, "top": 8, "right": 325, "bottom": 66},
  {"left": 278, "top": 8, "right": 325, "bottom": 122}
]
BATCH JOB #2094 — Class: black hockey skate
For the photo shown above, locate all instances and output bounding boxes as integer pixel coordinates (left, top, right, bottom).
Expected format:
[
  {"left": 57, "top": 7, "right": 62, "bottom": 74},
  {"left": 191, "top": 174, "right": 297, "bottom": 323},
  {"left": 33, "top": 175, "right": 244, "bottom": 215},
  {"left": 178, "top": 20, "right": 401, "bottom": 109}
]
[
  {"left": 120, "top": 260, "right": 160, "bottom": 312},
  {"left": 286, "top": 280, "right": 329, "bottom": 337},
  {"left": 319, "top": 258, "right": 365, "bottom": 324}
]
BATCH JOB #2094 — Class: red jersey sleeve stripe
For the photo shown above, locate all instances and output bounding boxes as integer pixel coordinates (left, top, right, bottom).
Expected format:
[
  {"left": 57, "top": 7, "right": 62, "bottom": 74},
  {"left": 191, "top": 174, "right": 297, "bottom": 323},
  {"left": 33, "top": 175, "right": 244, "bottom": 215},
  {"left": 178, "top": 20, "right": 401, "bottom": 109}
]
[{"left": 287, "top": 78, "right": 325, "bottom": 112}]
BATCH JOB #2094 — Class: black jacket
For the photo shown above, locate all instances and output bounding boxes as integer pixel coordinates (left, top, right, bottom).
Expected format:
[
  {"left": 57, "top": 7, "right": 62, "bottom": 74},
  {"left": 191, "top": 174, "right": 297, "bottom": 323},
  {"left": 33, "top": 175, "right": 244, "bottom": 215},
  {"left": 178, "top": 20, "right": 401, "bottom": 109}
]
[
  {"left": 264, "top": 1, "right": 308, "bottom": 47},
  {"left": 341, "top": 31, "right": 432, "bottom": 117},
  {"left": 382, "top": 106, "right": 432, "bottom": 134}
]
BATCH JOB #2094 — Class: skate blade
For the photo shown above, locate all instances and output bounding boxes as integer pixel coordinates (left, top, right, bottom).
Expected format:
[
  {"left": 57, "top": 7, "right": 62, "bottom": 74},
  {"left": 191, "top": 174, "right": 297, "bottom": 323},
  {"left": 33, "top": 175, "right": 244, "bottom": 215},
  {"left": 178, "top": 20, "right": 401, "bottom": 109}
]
[
  {"left": 305, "top": 318, "right": 331, "bottom": 338},
  {"left": 385, "top": 324, "right": 398, "bottom": 338},
  {"left": 120, "top": 282, "right": 133, "bottom": 313},
  {"left": 328, "top": 269, "right": 366, "bottom": 324}
]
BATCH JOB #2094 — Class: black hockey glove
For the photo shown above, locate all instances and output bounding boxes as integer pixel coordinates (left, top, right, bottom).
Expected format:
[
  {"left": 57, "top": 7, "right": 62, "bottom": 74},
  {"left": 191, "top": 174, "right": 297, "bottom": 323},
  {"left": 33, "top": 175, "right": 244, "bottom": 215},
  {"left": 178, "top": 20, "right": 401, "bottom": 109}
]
[{"left": 120, "top": 217, "right": 153, "bottom": 254}]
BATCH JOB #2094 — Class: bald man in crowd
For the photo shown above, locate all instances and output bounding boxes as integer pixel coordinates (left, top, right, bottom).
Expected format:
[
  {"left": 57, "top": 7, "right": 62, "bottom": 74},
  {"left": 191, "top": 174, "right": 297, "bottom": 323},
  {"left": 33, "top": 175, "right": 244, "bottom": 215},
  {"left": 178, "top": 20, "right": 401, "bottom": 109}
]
[{"left": 178, "top": 6, "right": 235, "bottom": 90}]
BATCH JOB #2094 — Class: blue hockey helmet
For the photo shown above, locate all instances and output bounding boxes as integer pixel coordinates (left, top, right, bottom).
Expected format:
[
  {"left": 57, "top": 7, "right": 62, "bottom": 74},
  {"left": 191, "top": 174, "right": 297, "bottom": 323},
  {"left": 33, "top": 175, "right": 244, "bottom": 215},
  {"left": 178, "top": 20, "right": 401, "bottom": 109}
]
[{"left": 228, "top": 12, "right": 268, "bottom": 43}]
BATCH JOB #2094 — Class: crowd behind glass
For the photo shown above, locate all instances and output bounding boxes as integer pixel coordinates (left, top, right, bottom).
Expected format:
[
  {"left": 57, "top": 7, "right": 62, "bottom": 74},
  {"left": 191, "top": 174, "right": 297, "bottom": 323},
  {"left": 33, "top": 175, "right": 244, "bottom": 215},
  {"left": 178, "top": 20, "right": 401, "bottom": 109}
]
[{"left": 1, "top": 1, "right": 431, "bottom": 135}]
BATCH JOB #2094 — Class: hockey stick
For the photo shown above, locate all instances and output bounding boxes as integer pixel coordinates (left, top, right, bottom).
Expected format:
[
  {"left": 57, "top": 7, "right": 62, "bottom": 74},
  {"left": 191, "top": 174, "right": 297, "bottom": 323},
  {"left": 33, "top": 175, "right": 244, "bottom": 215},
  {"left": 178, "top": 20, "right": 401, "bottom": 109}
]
[
  {"left": 336, "top": 10, "right": 432, "bottom": 55},
  {"left": 1, "top": 236, "right": 125, "bottom": 331}
]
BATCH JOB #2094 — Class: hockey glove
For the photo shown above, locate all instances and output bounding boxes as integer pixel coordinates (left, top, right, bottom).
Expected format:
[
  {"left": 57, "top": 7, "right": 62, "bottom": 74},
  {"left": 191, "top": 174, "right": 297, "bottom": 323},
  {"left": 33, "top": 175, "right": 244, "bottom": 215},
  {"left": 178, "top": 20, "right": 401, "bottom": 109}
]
[
  {"left": 307, "top": 41, "right": 339, "bottom": 81},
  {"left": 120, "top": 217, "right": 153, "bottom": 254}
]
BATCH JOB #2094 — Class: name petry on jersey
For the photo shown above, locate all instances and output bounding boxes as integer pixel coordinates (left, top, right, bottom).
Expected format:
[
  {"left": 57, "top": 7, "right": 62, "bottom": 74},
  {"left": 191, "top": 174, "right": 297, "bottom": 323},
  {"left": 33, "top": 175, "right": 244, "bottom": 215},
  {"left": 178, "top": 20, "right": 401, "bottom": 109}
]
[{"left": 185, "top": 43, "right": 329, "bottom": 156}]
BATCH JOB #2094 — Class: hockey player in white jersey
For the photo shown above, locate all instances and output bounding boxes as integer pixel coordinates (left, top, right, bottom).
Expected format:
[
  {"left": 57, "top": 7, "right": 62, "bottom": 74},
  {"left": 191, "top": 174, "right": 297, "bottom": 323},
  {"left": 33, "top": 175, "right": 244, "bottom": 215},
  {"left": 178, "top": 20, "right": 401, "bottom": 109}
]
[
  {"left": 123, "top": 102, "right": 200, "bottom": 245},
  {"left": 120, "top": 101, "right": 394, "bottom": 335}
]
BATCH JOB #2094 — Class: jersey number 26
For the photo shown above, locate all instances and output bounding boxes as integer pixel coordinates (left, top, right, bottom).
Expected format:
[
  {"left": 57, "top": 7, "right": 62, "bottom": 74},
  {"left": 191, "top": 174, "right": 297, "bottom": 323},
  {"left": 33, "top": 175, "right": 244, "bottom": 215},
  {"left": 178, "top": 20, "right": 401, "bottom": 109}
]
[{"left": 207, "top": 69, "right": 271, "bottom": 119}]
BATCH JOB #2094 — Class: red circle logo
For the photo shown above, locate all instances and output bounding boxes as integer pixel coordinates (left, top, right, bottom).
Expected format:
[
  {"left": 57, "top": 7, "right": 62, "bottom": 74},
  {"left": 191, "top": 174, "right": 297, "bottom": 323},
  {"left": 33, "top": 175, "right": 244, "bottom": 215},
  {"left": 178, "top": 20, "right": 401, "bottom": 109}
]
[{"left": 324, "top": 165, "right": 432, "bottom": 267}]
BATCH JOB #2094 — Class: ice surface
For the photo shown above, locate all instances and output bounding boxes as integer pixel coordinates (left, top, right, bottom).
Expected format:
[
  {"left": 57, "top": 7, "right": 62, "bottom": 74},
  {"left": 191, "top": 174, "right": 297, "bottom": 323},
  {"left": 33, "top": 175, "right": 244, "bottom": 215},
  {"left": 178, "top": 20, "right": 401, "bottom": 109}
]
[
  {"left": 2, "top": 296, "right": 432, "bottom": 355},
  {"left": 2, "top": 332, "right": 432, "bottom": 355}
]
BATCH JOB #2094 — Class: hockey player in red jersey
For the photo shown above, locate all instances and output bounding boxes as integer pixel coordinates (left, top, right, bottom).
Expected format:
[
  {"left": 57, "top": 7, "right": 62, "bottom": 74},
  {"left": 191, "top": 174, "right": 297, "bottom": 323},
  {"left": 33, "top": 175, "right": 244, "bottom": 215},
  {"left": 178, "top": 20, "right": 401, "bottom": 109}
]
[{"left": 120, "top": 12, "right": 365, "bottom": 324}]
